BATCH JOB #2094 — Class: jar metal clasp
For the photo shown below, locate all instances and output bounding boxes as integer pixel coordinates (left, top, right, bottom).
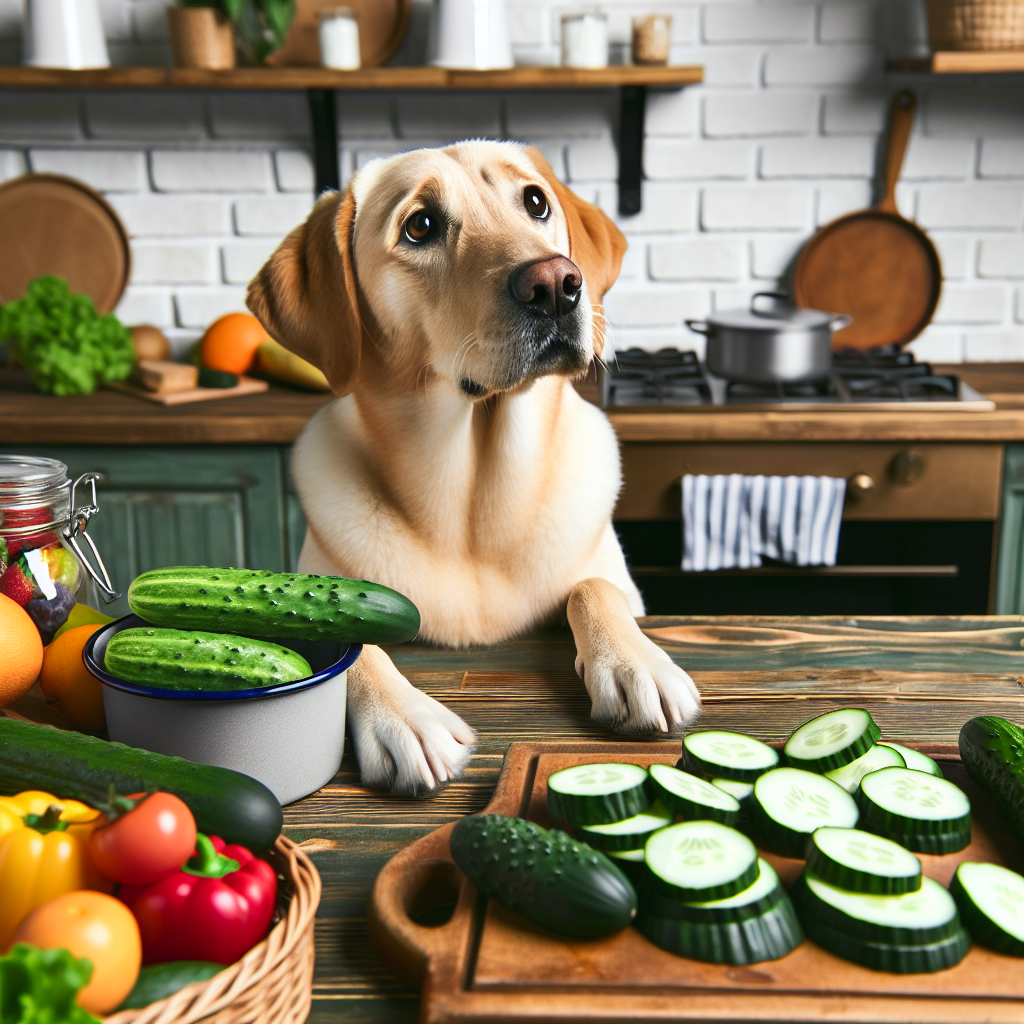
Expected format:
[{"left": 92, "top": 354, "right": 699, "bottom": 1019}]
[{"left": 63, "top": 473, "right": 120, "bottom": 603}]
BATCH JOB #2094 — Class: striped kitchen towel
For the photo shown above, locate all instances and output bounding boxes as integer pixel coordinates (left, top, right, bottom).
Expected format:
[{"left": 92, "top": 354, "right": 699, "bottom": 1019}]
[{"left": 682, "top": 474, "right": 846, "bottom": 572}]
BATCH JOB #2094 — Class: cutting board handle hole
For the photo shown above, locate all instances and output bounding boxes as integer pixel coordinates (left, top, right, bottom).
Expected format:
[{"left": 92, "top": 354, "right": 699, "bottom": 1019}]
[{"left": 403, "top": 859, "right": 461, "bottom": 929}]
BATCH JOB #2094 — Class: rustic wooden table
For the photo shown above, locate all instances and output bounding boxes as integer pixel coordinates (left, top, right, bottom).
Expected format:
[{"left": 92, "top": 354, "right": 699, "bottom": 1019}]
[{"left": 293, "top": 615, "right": 1024, "bottom": 1023}]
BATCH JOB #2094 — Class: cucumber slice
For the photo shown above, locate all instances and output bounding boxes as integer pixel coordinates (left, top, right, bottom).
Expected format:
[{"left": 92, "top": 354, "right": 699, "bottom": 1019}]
[
  {"left": 580, "top": 801, "right": 673, "bottom": 852},
  {"left": 648, "top": 764, "right": 741, "bottom": 825},
  {"left": 951, "top": 862, "right": 1024, "bottom": 956},
  {"left": 682, "top": 731, "right": 779, "bottom": 782},
  {"left": 648, "top": 859, "right": 786, "bottom": 923},
  {"left": 711, "top": 778, "right": 754, "bottom": 803},
  {"left": 609, "top": 847, "right": 646, "bottom": 862},
  {"left": 644, "top": 821, "right": 759, "bottom": 902},
  {"left": 547, "top": 763, "right": 653, "bottom": 826},
  {"left": 858, "top": 767, "right": 971, "bottom": 839},
  {"left": 793, "top": 870, "right": 961, "bottom": 945},
  {"left": 752, "top": 767, "right": 859, "bottom": 858},
  {"left": 803, "top": 918, "right": 970, "bottom": 974},
  {"left": 806, "top": 827, "right": 922, "bottom": 895},
  {"left": 879, "top": 742, "right": 944, "bottom": 778},
  {"left": 637, "top": 898, "right": 803, "bottom": 965},
  {"left": 881, "top": 828, "right": 972, "bottom": 856},
  {"left": 825, "top": 744, "right": 905, "bottom": 794},
  {"left": 784, "top": 709, "right": 881, "bottom": 772},
  {"left": 608, "top": 846, "right": 649, "bottom": 884}
]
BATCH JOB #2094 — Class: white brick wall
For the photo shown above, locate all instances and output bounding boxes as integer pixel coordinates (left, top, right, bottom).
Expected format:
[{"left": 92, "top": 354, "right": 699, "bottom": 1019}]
[{"left": 2, "top": 0, "right": 1024, "bottom": 359}]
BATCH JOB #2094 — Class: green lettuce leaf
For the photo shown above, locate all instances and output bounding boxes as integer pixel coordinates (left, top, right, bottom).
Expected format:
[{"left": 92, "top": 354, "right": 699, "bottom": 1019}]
[{"left": 0, "top": 943, "right": 101, "bottom": 1024}]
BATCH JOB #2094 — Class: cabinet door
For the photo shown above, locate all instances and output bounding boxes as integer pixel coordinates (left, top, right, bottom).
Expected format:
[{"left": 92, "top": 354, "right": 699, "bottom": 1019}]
[
  {"left": 996, "top": 445, "right": 1024, "bottom": 613},
  {"left": 0, "top": 445, "right": 291, "bottom": 617}
]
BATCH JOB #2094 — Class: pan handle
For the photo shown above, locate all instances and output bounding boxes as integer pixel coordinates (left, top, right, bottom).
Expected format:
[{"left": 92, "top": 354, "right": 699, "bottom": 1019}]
[
  {"left": 830, "top": 313, "right": 853, "bottom": 333},
  {"left": 750, "top": 291, "right": 791, "bottom": 316},
  {"left": 685, "top": 320, "right": 711, "bottom": 336},
  {"left": 880, "top": 90, "right": 916, "bottom": 215}
]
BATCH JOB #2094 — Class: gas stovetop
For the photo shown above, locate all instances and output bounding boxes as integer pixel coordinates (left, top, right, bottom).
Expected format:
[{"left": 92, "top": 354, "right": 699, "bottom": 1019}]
[{"left": 599, "top": 348, "right": 995, "bottom": 411}]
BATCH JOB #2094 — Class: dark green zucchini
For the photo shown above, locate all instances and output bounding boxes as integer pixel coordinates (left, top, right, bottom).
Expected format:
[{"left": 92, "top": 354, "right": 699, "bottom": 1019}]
[
  {"left": 0, "top": 718, "right": 282, "bottom": 852},
  {"left": 117, "top": 962, "right": 224, "bottom": 1010},
  {"left": 449, "top": 814, "right": 637, "bottom": 938},
  {"left": 959, "top": 716, "right": 1024, "bottom": 846}
]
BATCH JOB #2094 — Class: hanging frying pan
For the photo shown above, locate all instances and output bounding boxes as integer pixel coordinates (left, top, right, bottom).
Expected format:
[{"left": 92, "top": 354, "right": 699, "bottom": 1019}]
[{"left": 793, "top": 90, "right": 942, "bottom": 351}]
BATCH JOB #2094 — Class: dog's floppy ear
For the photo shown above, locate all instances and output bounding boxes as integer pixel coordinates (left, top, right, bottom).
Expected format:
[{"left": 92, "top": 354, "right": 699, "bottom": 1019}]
[
  {"left": 246, "top": 187, "right": 362, "bottom": 396},
  {"left": 526, "top": 145, "right": 627, "bottom": 313}
]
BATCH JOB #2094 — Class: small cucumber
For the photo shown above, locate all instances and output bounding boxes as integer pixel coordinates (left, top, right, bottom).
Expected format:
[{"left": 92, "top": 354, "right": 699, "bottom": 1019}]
[
  {"left": 128, "top": 566, "right": 420, "bottom": 644},
  {"left": 449, "top": 814, "right": 637, "bottom": 938},
  {"left": 198, "top": 367, "right": 238, "bottom": 388},
  {"left": 105, "top": 627, "right": 311, "bottom": 690},
  {"left": 117, "top": 962, "right": 224, "bottom": 1010},
  {"left": 0, "top": 718, "right": 282, "bottom": 852},
  {"left": 959, "top": 716, "right": 1024, "bottom": 846}
]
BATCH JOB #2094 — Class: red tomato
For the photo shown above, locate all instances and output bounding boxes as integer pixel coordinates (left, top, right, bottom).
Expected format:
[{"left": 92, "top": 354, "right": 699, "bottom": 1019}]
[{"left": 89, "top": 792, "right": 197, "bottom": 885}]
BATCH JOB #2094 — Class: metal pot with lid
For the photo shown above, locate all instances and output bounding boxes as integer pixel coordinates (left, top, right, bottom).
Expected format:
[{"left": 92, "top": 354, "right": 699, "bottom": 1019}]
[{"left": 686, "top": 292, "right": 852, "bottom": 384}]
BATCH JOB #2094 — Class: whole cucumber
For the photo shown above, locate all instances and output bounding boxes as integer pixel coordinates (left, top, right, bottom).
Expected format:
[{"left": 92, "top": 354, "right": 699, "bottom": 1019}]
[
  {"left": 449, "top": 814, "right": 637, "bottom": 938},
  {"left": 0, "top": 718, "right": 282, "bottom": 852},
  {"left": 128, "top": 566, "right": 420, "bottom": 644},
  {"left": 117, "top": 962, "right": 224, "bottom": 1010},
  {"left": 105, "top": 627, "right": 312, "bottom": 690},
  {"left": 959, "top": 716, "right": 1024, "bottom": 845}
]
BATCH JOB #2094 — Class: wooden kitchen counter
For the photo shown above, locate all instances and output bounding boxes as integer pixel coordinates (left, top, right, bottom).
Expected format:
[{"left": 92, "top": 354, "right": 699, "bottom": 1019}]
[
  {"left": 293, "top": 614, "right": 1024, "bottom": 1022},
  {"left": 5, "top": 364, "right": 1024, "bottom": 445}
]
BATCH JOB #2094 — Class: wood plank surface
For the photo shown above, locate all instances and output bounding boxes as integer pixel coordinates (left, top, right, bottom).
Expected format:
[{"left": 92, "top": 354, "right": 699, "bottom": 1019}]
[
  {"left": 0, "top": 65, "right": 703, "bottom": 91},
  {"left": 888, "top": 51, "right": 1024, "bottom": 74},
  {"left": 286, "top": 615, "right": 1024, "bottom": 1022}
]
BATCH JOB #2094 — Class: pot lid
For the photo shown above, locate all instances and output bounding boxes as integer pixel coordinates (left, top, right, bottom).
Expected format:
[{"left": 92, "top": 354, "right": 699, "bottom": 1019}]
[{"left": 708, "top": 292, "right": 835, "bottom": 332}]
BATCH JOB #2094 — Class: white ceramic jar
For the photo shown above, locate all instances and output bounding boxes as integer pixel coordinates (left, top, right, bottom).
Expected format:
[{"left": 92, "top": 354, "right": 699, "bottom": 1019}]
[
  {"left": 22, "top": 0, "right": 109, "bottom": 68},
  {"left": 319, "top": 7, "right": 361, "bottom": 70}
]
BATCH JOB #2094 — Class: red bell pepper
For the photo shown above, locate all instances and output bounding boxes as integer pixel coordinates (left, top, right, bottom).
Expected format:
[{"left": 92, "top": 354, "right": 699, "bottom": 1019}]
[{"left": 118, "top": 833, "right": 278, "bottom": 965}]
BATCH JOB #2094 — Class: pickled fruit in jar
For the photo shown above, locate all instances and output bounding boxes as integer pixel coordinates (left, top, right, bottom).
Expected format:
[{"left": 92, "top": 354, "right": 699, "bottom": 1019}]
[{"left": 26, "top": 582, "right": 76, "bottom": 644}]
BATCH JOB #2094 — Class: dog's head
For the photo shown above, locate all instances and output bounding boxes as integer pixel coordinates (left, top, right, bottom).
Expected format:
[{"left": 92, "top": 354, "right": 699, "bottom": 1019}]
[{"left": 247, "top": 141, "right": 626, "bottom": 397}]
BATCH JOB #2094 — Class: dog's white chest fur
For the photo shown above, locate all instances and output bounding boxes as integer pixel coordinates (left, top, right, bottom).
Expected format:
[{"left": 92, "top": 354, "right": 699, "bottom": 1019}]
[{"left": 291, "top": 377, "right": 631, "bottom": 646}]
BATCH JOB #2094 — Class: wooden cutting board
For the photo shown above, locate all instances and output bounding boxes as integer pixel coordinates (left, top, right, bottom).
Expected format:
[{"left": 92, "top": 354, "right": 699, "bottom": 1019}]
[
  {"left": 106, "top": 375, "right": 268, "bottom": 405},
  {"left": 267, "top": 0, "right": 411, "bottom": 67},
  {"left": 368, "top": 741, "right": 1024, "bottom": 1024}
]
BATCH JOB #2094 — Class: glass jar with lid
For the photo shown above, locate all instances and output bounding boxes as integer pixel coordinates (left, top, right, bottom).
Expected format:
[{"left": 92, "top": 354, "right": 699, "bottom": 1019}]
[{"left": 0, "top": 455, "right": 118, "bottom": 639}]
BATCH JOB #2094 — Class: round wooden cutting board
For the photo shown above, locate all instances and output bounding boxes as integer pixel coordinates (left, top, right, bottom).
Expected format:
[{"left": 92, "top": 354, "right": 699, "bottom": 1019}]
[
  {"left": 0, "top": 174, "right": 130, "bottom": 314},
  {"left": 267, "top": 0, "right": 411, "bottom": 68}
]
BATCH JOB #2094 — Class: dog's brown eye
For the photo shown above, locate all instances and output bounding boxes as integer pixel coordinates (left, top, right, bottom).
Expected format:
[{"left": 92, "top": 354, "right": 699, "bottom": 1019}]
[
  {"left": 524, "top": 186, "right": 549, "bottom": 220},
  {"left": 404, "top": 210, "right": 436, "bottom": 243}
]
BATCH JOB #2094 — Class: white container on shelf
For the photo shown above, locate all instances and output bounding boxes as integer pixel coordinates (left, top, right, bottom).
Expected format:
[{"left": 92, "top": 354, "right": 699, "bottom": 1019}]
[
  {"left": 434, "top": 0, "right": 513, "bottom": 70},
  {"left": 23, "top": 0, "right": 110, "bottom": 68},
  {"left": 319, "top": 7, "right": 361, "bottom": 70},
  {"left": 561, "top": 12, "right": 608, "bottom": 69}
]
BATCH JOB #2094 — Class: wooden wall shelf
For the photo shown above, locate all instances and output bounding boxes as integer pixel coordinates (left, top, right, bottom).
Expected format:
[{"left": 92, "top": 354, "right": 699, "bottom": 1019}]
[
  {"left": 888, "top": 51, "right": 1024, "bottom": 74},
  {"left": 0, "top": 63, "right": 702, "bottom": 215}
]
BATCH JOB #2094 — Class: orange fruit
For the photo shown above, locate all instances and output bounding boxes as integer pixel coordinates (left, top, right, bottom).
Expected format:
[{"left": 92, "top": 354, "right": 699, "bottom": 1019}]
[
  {"left": 199, "top": 312, "right": 268, "bottom": 375},
  {"left": 39, "top": 624, "right": 105, "bottom": 729},
  {"left": 12, "top": 890, "right": 141, "bottom": 1014},
  {"left": 0, "top": 592, "right": 43, "bottom": 706}
]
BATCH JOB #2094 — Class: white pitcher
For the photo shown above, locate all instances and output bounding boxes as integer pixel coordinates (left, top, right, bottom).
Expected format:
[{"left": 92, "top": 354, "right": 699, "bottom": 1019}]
[
  {"left": 23, "top": 0, "right": 110, "bottom": 68},
  {"left": 433, "top": 0, "right": 513, "bottom": 70}
]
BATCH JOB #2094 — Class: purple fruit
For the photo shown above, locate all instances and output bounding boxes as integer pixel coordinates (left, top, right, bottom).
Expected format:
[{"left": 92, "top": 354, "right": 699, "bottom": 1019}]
[{"left": 26, "top": 582, "right": 77, "bottom": 644}]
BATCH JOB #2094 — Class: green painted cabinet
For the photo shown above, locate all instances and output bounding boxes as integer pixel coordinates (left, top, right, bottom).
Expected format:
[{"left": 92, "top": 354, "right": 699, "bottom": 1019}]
[
  {"left": 0, "top": 445, "right": 307, "bottom": 618},
  {"left": 996, "top": 444, "right": 1024, "bottom": 613}
]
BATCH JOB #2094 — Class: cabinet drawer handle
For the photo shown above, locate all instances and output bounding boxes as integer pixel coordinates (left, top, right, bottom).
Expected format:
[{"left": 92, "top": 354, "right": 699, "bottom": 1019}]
[{"left": 847, "top": 473, "right": 875, "bottom": 498}]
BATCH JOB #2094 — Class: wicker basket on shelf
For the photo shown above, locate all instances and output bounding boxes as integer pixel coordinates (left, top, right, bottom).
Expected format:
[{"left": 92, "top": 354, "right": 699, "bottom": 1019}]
[
  {"left": 926, "top": 0, "right": 1024, "bottom": 50},
  {"left": 104, "top": 837, "right": 321, "bottom": 1024}
]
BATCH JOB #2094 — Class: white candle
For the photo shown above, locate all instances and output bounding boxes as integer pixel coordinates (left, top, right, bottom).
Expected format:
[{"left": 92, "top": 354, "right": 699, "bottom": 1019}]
[
  {"left": 319, "top": 9, "right": 360, "bottom": 70},
  {"left": 561, "top": 13, "right": 608, "bottom": 69}
]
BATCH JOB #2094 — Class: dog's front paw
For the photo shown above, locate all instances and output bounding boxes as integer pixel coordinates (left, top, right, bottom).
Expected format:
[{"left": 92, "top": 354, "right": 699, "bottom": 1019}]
[
  {"left": 350, "top": 683, "right": 477, "bottom": 798},
  {"left": 578, "top": 631, "right": 701, "bottom": 736}
]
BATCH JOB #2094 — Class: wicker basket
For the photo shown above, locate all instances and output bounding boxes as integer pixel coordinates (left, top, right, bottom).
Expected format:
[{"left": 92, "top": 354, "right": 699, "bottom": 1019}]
[
  {"left": 104, "top": 837, "right": 321, "bottom": 1024},
  {"left": 926, "top": 0, "right": 1024, "bottom": 50}
]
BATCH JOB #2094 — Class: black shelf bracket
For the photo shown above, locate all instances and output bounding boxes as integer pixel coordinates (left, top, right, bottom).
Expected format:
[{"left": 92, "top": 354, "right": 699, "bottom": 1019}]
[
  {"left": 618, "top": 84, "right": 647, "bottom": 217},
  {"left": 307, "top": 87, "right": 340, "bottom": 194},
  {"left": 307, "top": 82, "right": 654, "bottom": 212}
]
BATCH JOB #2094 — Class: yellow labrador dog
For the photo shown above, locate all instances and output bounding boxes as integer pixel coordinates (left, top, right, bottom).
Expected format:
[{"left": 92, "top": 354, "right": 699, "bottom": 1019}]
[{"left": 247, "top": 141, "right": 701, "bottom": 796}]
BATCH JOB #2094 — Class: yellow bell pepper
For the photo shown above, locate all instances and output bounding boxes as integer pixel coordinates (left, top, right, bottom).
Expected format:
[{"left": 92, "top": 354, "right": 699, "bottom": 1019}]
[{"left": 0, "top": 790, "right": 112, "bottom": 953}]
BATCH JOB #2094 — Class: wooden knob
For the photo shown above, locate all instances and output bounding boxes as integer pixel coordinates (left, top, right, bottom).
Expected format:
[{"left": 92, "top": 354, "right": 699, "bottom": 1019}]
[
  {"left": 847, "top": 473, "right": 875, "bottom": 498},
  {"left": 890, "top": 448, "right": 925, "bottom": 486}
]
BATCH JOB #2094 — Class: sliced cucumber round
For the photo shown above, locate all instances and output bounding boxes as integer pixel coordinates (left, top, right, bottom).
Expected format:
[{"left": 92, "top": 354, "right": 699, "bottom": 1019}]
[
  {"left": 648, "top": 764, "right": 741, "bottom": 825},
  {"left": 637, "top": 897, "right": 803, "bottom": 965},
  {"left": 803, "top": 918, "right": 970, "bottom": 974},
  {"left": 607, "top": 846, "right": 649, "bottom": 884},
  {"left": 682, "top": 731, "right": 779, "bottom": 782},
  {"left": 879, "top": 742, "right": 944, "bottom": 778},
  {"left": 644, "top": 821, "right": 759, "bottom": 902},
  {"left": 784, "top": 709, "right": 881, "bottom": 772},
  {"left": 806, "top": 827, "right": 922, "bottom": 895},
  {"left": 547, "top": 762, "right": 653, "bottom": 826},
  {"left": 825, "top": 743, "right": 905, "bottom": 794},
  {"left": 951, "top": 861, "right": 1024, "bottom": 956},
  {"left": 858, "top": 767, "right": 971, "bottom": 839},
  {"left": 752, "top": 767, "right": 859, "bottom": 858},
  {"left": 881, "top": 828, "right": 972, "bottom": 856},
  {"left": 793, "top": 870, "right": 961, "bottom": 946},
  {"left": 711, "top": 778, "right": 754, "bottom": 803},
  {"left": 580, "top": 800, "right": 673, "bottom": 852},
  {"left": 648, "top": 859, "right": 786, "bottom": 924}
]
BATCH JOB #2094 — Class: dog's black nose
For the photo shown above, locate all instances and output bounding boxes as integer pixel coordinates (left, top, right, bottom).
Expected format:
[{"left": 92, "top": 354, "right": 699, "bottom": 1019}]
[{"left": 509, "top": 257, "right": 582, "bottom": 318}]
